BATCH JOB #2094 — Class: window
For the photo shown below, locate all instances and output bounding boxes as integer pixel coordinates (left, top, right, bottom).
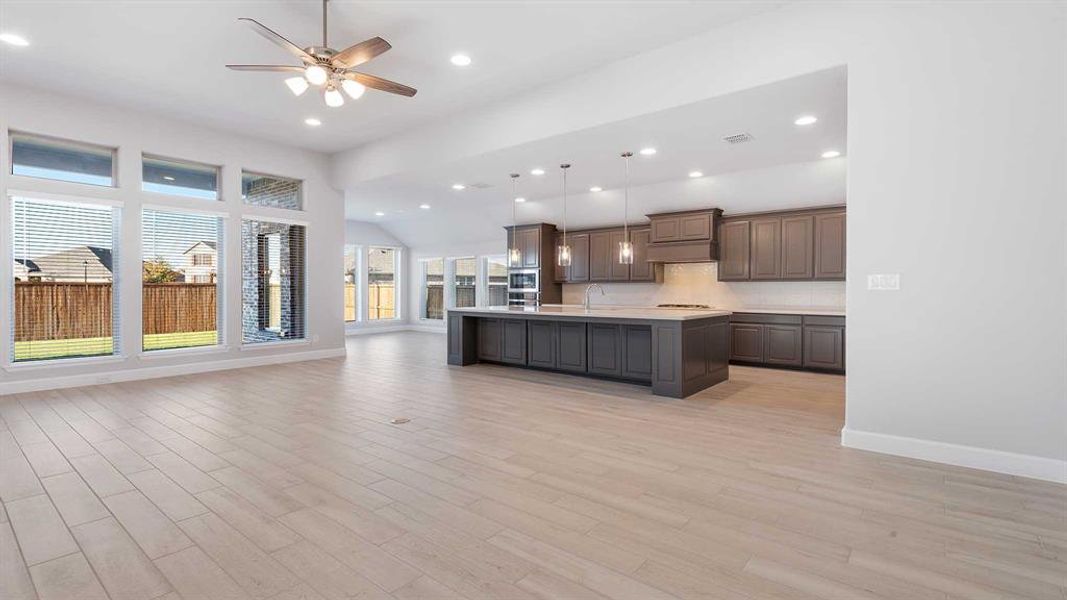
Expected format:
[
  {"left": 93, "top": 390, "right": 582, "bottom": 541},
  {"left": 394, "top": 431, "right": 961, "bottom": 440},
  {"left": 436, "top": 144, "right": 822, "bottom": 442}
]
[
  {"left": 10, "top": 132, "right": 115, "bottom": 187},
  {"left": 452, "top": 257, "right": 476, "bottom": 309},
  {"left": 241, "top": 219, "right": 306, "bottom": 343},
  {"left": 485, "top": 256, "right": 508, "bottom": 306},
  {"left": 142, "top": 209, "right": 223, "bottom": 351},
  {"left": 241, "top": 171, "right": 302, "bottom": 210},
  {"left": 421, "top": 258, "right": 443, "bottom": 320},
  {"left": 344, "top": 245, "right": 358, "bottom": 322},
  {"left": 367, "top": 247, "right": 397, "bottom": 320},
  {"left": 142, "top": 155, "right": 219, "bottom": 200},
  {"left": 11, "top": 196, "right": 120, "bottom": 362}
]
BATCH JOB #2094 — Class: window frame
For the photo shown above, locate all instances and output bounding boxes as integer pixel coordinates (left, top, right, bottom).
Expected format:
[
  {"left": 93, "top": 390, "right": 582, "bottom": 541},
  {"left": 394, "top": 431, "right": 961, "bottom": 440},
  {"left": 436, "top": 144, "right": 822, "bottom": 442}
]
[
  {"left": 418, "top": 257, "right": 444, "bottom": 321},
  {"left": 9, "top": 130, "right": 118, "bottom": 189},
  {"left": 141, "top": 153, "right": 222, "bottom": 201},
  {"left": 5, "top": 191, "right": 125, "bottom": 367},
  {"left": 365, "top": 245, "right": 401, "bottom": 322},
  {"left": 482, "top": 254, "right": 509, "bottom": 307},
  {"left": 447, "top": 256, "right": 478, "bottom": 310}
]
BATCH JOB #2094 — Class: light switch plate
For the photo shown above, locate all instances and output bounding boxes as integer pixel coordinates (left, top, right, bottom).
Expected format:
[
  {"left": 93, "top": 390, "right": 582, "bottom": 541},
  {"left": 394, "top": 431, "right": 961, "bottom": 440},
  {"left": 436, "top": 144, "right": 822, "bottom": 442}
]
[{"left": 867, "top": 273, "right": 900, "bottom": 291}]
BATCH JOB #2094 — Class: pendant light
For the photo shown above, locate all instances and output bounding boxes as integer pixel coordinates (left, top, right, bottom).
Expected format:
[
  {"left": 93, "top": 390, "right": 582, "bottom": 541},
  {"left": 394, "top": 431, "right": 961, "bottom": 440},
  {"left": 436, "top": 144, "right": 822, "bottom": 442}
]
[
  {"left": 508, "top": 173, "right": 522, "bottom": 266},
  {"left": 618, "top": 152, "right": 634, "bottom": 264},
  {"left": 557, "top": 164, "right": 572, "bottom": 267}
]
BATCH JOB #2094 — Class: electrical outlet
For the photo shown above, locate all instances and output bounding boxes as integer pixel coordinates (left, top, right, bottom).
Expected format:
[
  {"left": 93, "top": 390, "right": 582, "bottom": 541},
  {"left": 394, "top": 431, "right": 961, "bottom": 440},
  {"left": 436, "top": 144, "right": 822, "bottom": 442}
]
[{"left": 867, "top": 273, "right": 900, "bottom": 291}]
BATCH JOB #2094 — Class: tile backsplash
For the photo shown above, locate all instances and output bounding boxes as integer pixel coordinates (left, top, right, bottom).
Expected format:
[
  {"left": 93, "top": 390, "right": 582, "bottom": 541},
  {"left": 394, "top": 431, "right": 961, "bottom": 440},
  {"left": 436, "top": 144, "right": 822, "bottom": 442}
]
[{"left": 561, "top": 263, "right": 846, "bottom": 310}]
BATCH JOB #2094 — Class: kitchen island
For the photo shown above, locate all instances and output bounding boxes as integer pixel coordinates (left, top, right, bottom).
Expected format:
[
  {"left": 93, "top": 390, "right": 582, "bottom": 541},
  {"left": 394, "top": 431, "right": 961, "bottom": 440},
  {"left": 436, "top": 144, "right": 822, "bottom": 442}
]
[{"left": 446, "top": 305, "right": 731, "bottom": 398}]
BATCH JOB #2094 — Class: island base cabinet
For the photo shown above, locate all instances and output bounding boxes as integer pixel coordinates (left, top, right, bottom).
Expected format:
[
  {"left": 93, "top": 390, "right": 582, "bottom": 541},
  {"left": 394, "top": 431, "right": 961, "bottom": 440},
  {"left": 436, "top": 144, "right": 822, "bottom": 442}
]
[
  {"left": 526, "top": 321, "right": 557, "bottom": 369},
  {"left": 501, "top": 320, "right": 527, "bottom": 365},
  {"left": 556, "top": 322, "right": 587, "bottom": 372},
  {"left": 588, "top": 324, "right": 623, "bottom": 377},
  {"left": 620, "top": 326, "right": 653, "bottom": 381},
  {"left": 477, "top": 318, "right": 503, "bottom": 362}
]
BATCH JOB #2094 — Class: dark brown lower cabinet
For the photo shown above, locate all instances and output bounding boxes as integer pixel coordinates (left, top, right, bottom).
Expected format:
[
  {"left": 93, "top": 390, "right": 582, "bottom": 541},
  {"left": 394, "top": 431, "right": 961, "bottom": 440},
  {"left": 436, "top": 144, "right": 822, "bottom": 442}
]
[
  {"left": 556, "top": 322, "right": 587, "bottom": 372},
  {"left": 729, "top": 324, "right": 763, "bottom": 362},
  {"left": 501, "top": 320, "right": 527, "bottom": 365},
  {"left": 763, "top": 325, "right": 802, "bottom": 366},
  {"left": 526, "top": 320, "right": 556, "bottom": 369},
  {"left": 803, "top": 325, "right": 845, "bottom": 370},
  {"left": 620, "top": 325, "right": 653, "bottom": 381},
  {"left": 477, "top": 318, "right": 502, "bottom": 361},
  {"left": 587, "top": 323, "right": 622, "bottom": 377}
]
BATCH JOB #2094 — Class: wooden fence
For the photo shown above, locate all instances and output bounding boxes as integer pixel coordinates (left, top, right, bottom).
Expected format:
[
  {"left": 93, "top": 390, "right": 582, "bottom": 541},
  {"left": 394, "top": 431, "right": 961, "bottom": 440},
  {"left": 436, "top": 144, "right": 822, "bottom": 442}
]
[
  {"left": 368, "top": 283, "right": 395, "bottom": 319},
  {"left": 14, "top": 282, "right": 217, "bottom": 341}
]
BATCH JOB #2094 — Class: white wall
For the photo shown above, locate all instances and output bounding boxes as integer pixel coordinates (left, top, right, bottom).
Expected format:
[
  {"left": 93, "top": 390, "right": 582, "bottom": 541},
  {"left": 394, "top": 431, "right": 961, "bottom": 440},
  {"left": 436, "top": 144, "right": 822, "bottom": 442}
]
[
  {"left": 335, "top": 3, "right": 1067, "bottom": 480},
  {"left": 345, "top": 220, "right": 405, "bottom": 247},
  {"left": 0, "top": 85, "right": 346, "bottom": 394}
]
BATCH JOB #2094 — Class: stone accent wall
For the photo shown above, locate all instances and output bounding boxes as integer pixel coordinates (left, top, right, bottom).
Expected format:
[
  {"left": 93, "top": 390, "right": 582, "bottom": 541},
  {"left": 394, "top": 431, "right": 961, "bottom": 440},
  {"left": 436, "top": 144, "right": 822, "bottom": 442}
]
[
  {"left": 241, "top": 220, "right": 306, "bottom": 343},
  {"left": 242, "top": 174, "right": 302, "bottom": 210}
]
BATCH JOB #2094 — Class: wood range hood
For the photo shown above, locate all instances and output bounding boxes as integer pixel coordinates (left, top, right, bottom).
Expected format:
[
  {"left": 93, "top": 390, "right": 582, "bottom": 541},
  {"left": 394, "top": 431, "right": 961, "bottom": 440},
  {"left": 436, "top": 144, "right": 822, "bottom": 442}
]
[{"left": 644, "top": 208, "right": 723, "bottom": 263}]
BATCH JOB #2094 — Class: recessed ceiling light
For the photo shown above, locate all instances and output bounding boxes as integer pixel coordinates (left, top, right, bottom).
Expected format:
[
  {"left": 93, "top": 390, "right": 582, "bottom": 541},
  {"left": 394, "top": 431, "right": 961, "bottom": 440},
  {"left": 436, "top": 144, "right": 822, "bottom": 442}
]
[
  {"left": 821, "top": 150, "right": 841, "bottom": 159},
  {"left": 688, "top": 171, "right": 704, "bottom": 178},
  {"left": 451, "top": 183, "right": 466, "bottom": 190},
  {"left": 794, "top": 115, "right": 818, "bottom": 126},
  {"left": 589, "top": 186, "right": 603, "bottom": 192},
  {"left": 514, "top": 197, "right": 526, "bottom": 203},
  {"left": 530, "top": 168, "right": 545, "bottom": 176},
  {"left": 639, "top": 147, "right": 657, "bottom": 156},
  {"left": 0, "top": 33, "right": 29, "bottom": 47},
  {"left": 163, "top": 175, "right": 176, "bottom": 181},
  {"left": 304, "top": 117, "right": 322, "bottom": 126},
  {"left": 419, "top": 203, "right": 431, "bottom": 209},
  {"left": 374, "top": 211, "right": 385, "bottom": 216},
  {"left": 450, "top": 54, "right": 472, "bottom": 67}
]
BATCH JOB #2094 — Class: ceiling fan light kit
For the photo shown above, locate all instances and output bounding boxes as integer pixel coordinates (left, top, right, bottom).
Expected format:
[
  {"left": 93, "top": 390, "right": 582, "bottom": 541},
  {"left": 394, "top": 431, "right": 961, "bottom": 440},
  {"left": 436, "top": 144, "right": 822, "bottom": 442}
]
[{"left": 226, "top": 0, "right": 417, "bottom": 109}]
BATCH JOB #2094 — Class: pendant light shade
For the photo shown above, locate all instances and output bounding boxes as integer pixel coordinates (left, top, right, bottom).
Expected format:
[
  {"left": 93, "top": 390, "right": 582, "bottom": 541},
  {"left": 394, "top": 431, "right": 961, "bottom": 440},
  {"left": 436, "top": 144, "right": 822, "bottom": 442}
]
[
  {"left": 618, "top": 152, "right": 634, "bottom": 264},
  {"left": 557, "top": 164, "right": 572, "bottom": 267},
  {"left": 508, "top": 173, "right": 522, "bottom": 266}
]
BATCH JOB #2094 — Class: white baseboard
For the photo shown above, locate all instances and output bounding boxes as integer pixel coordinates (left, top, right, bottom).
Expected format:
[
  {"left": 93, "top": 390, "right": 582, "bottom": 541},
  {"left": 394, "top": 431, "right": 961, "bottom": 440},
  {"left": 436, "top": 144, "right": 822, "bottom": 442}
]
[
  {"left": 841, "top": 427, "right": 1067, "bottom": 484},
  {"left": 345, "top": 324, "right": 444, "bottom": 336},
  {"left": 0, "top": 347, "right": 347, "bottom": 396}
]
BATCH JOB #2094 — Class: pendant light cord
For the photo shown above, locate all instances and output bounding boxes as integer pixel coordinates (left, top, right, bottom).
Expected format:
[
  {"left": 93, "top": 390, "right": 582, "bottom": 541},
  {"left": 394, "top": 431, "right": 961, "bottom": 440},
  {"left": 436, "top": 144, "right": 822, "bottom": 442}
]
[
  {"left": 510, "top": 173, "right": 519, "bottom": 258},
  {"left": 622, "top": 152, "right": 632, "bottom": 239}
]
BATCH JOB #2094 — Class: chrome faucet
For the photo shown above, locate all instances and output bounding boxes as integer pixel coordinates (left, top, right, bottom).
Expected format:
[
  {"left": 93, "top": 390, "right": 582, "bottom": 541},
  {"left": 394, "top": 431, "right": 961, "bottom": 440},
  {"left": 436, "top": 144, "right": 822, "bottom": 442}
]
[{"left": 583, "top": 283, "right": 605, "bottom": 310}]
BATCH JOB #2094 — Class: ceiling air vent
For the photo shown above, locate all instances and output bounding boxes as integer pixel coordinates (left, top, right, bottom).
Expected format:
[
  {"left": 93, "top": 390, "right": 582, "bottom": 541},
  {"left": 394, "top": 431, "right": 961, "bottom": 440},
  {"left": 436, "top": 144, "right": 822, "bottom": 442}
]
[
  {"left": 722, "top": 132, "right": 754, "bottom": 144},
  {"left": 468, "top": 182, "right": 493, "bottom": 189}
]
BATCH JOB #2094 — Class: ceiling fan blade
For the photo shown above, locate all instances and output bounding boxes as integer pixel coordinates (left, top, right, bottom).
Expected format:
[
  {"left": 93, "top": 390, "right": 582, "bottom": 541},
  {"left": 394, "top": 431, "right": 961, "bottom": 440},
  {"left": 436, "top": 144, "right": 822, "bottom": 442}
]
[
  {"left": 331, "top": 37, "right": 392, "bottom": 68},
  {"left": 238, "top": 18, "right": 313, "bottom": 62},
  {"left": 344, "top": 72, "right": 417, "bottom": 97},
  {"left": 226, "top": 64, "right": 305, "bottom": 72}
]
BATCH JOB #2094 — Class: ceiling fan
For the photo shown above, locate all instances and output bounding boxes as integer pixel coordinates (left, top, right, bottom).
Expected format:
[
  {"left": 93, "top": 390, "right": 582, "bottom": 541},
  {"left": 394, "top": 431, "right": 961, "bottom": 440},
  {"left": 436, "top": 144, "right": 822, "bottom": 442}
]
[{"left": 226, "top": 0, "right": 416, "bottom": 108}]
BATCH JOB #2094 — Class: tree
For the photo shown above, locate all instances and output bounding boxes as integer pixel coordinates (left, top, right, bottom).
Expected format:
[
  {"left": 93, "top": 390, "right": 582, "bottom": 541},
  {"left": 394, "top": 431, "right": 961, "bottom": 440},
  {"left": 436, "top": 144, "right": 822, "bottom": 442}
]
[{"left": 143, "top": 258, "right": 181, "bottom": 283}]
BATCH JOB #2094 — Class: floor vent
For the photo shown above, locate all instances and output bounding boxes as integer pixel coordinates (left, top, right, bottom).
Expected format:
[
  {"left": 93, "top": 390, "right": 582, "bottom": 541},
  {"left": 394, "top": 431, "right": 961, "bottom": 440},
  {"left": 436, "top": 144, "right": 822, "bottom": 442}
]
[{"left": 722, "top": 132, "right": 754, "bottom": 144}]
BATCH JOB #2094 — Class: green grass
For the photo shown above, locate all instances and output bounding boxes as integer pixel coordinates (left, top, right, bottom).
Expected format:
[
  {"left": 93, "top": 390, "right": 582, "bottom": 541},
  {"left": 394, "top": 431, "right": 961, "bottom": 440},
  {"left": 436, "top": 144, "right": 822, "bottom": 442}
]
[{"left": 13, "top": 331, "right": 218, "bottom": 361}]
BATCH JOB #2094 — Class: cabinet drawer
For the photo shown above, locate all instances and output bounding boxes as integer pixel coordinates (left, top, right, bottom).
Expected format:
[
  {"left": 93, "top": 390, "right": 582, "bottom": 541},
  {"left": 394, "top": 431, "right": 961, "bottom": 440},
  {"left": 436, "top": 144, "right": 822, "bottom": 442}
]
[
  {"left": 730, "top": 313, "right": 803, "bottom": 325},
  {"left": 802, "top": 315, "right": 845, "bottom": 327}
]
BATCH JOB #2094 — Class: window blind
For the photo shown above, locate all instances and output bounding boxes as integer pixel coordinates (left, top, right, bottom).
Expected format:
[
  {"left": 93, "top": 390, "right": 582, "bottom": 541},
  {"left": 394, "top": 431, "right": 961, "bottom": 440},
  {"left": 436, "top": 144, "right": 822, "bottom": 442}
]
[
  {"left": 453, "top": 257, "right": 476, "bottom": 308},
  {"left": 11, "top": 196, "right": 120, "bottom": 362},
  {"left": 142, "top": 209, "right": 224, "bottom": 351},
  {"left": 241, "top": 219, "right": 306, "bottom": 343}
]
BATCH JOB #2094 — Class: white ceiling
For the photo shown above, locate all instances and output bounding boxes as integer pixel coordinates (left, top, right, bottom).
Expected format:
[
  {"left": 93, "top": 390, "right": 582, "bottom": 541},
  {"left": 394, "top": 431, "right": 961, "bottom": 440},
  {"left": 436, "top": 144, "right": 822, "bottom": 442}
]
[
  {"left": 0, "top": 1, "right": 783, "bottom": 153},
  {"left": 344, "top": 67, "right": 847, "bottom": 246}
]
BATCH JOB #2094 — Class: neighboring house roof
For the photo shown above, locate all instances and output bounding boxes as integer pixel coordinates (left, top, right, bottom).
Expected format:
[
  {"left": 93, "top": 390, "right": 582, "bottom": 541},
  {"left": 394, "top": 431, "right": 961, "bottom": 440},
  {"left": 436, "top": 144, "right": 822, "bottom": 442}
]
[
  {"left": 15, "top": 246, "right": 113, "bottom": 280},
  {"left": 182, "top": 240, "right": 217, "bottom": 255}
]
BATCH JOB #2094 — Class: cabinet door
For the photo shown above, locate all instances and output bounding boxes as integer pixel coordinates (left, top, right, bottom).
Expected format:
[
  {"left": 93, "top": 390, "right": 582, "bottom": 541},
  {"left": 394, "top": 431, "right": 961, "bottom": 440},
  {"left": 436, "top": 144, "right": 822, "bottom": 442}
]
[
  {"left": 620, "top": 325, "right": 652, "bottom": 381},
  {"left": 650, "top": 216, "right": 680, "bottom": 242},
  {"left": 781, "top": 215, "right": 814, "bottom": 280},
  {"left": 477, "top": 318, "right": 502, "bottom": 361},
  {"left": 553, "top": 234, "right": 566, "bottom": 282},
  {"left": 568, "top": 233, "right": 590, "bottom": 283},
  {"left": 763, "top": 325, "right": 802, "bottom": 366},
  {"left": 588, "top": 231, "right": 612, "bottom": 281},
  {"left": 750, "top": 217, "right": 782, "bottom": 280},
  {"left": 501, "top": 320, "right": 527, "bottom": 365},
  {"left": 556, "top": 322, "right": 587, "bottom": 373},
  {"left": 587, "top": 323, "right": 622, "bottom": 377},
  {"left": 729, "top": 323, "right": 763, "bottom": 362},
  {"left": 628, "top": 228, "right": 655, "bottom": 282},
  {"left": 678, "top": 214, "right": 712, "bottom": 240},
  {"left": 520, "top": 228, "right": 540, "bottom": 268},
  {"left": 609, "top": 229, "right": 630, "bottom": 281},
  {"left": 718, "top": 220, "right": 750, "bottom": 281},
  {"left": 804, "top": 326, "right": 844, "bottom": 370},
  {"left": 814, "top": 212, "right": 846, "bottom": 279},
  {"left": 526, "top": 320, "right": 556, "bottom": 369}
]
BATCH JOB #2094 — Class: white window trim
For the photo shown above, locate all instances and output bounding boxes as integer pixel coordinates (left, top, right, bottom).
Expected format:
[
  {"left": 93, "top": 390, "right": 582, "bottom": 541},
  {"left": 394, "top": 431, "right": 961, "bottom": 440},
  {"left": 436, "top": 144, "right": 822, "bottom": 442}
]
[
  {"left": 139, "top": 344, "right": 230, "bottom": 360},
  {"left": 7, "top": 189, "right": 123, "bottom": 208},
  {"left": 3, "top": 353, "right": 130, "bottom": 372}
]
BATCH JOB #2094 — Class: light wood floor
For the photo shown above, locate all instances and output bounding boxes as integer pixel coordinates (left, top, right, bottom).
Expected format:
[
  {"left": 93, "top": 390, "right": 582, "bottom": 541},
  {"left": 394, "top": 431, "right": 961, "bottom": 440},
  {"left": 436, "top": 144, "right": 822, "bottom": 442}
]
[{"left": 2, "top": 331, "right": 1064, "bottom": 600}]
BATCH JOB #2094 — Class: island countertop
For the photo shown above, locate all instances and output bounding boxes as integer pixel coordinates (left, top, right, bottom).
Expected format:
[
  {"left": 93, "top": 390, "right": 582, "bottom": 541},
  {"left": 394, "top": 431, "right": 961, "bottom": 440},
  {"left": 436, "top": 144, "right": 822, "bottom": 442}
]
[{"left": 446, "top": 304, "right": 732, "bottom": 321}]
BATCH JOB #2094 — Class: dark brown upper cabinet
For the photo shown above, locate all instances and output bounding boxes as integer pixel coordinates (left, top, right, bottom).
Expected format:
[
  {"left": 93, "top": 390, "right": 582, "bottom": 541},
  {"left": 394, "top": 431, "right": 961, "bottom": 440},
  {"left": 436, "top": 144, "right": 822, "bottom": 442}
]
[
  {"left": 628, "top": 227, "right": 658, "bottom": 282},
  {"left": 650, "top": 212, "right": 712, "bottom": 242},
  {"left": 645, "top": 208, "right": 722, "bottom": 263},
  {"left": 608, "top": 229, "right": 630, "bottom": 281},
  {"left": 750, "top": 217, "right": 782, "bottom": 280},
  {"left": 717, "top": 206, "right": 844, "bottom": 282},
  {"left": 814, "top": 212, "right": 846, "bottom": 279},
  {"left": 781, "top": 215, "right": 815, "bottom": 279},
  {"left": 518, "top": 227, "right": 540, "bottom": 268},
  {"left": 718, "top": 220, "right": 750, "bottom": 281},
  {"left": 588, "top": 231, "right": 612, "bottom": 281}
]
